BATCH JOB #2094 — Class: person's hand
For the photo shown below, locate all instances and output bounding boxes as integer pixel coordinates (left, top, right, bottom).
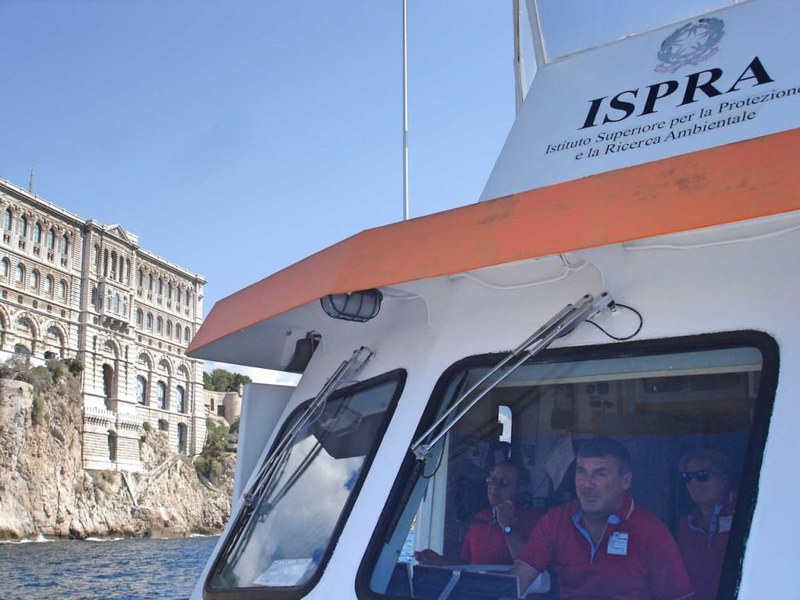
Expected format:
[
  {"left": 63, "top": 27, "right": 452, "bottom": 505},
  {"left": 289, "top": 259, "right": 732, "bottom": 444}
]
[
  {"left": 414, "top": 549, "right": 445, "bottom": 565},
  {"left": 495, "top": 499, "right": 518, "bottom": 528}
]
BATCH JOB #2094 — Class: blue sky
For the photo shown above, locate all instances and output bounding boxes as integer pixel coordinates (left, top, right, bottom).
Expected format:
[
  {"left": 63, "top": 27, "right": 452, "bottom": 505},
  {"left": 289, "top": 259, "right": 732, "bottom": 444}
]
[
  {"left": 1, "top": 1, "right": 735, "bottom": 381},
  {"left": 1, "top": 1, "right": 514, "bottom": 318}
]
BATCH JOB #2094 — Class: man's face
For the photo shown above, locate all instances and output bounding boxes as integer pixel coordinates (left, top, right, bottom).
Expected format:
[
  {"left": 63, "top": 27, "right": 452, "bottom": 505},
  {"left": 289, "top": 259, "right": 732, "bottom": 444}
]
[
  {"left": 575, "top": 455, "right": 631, "bottom": 519},
  {"left": 485, "top": 463, "right": 523, "bottom": 508}
]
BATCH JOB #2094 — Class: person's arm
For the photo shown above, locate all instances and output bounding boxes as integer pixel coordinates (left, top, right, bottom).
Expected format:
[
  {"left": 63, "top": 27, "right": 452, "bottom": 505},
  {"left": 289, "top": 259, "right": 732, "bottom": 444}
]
[
  {"left": 502, "top": 528, "right": 528, "bottom": 561},
  {"left": 646, "top": 523, "right": 695, "bottom": 600},
  {"left": 497, "top": 502, "right": 541, "bottom": 562},
  {"left": 506, "top": 560, "right": 541, "bottom": 597},
  {"left": 496, "top": 500, "right": 526, "bottom": 560}
]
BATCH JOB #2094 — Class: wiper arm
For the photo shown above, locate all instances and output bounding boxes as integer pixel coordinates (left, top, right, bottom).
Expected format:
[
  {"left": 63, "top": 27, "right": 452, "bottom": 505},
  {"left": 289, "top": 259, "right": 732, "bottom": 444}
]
[
  {"left": 242, "top": 345, "right": 373, "bottom": 514},
  {"left": 410, "top": 293, "right": 612, "bottom": 460},
  {"left": 217, "top": 346, "right": 373, "bottom": 567}
]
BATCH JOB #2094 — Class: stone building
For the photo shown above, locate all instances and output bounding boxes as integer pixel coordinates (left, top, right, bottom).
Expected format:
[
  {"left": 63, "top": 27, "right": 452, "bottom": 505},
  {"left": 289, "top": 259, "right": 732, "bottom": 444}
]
[
  {"left": 0, "top": 178, "right": 206, "bottom": 472},
  {"left": 205, "top": 389, "right": 243, "bottom": 424}
]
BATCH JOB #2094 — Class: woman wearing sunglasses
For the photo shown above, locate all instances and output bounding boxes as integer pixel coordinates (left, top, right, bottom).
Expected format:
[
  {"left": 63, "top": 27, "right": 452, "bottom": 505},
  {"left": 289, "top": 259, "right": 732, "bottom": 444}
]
[
  {"left": 677, "top": 449, "right": 736, "bottom": 600},
  {"left": 414, "top": 460, "right": 541, "bottom": 566}
]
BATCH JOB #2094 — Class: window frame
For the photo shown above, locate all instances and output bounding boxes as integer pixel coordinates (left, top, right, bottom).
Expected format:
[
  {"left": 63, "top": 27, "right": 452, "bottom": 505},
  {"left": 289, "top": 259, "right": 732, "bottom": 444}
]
[
  {"left": 204, "top": 368, "right": 407, "bottom": 600},
  {"left": 355, "top": 330, "right": 779, "bottom": 600}
]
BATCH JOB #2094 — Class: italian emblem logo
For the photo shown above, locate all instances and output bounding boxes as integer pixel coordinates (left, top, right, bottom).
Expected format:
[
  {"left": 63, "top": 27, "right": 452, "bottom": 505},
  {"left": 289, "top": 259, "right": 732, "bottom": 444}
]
[{"left": 656, "top": 18, "right": 724, "bottom": 73}]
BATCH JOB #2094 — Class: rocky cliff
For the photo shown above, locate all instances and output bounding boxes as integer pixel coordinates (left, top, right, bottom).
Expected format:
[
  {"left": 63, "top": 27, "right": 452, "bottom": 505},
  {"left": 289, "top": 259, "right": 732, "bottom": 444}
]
[{"left": 0, "top": 364, "right": 233, "bottom": 540}]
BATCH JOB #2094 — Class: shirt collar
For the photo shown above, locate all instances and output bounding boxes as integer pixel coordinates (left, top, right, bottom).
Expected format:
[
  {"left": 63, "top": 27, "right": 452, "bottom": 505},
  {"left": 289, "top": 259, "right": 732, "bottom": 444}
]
[{"left": 572, "top": 494, "right": 635, "bottom": 528}]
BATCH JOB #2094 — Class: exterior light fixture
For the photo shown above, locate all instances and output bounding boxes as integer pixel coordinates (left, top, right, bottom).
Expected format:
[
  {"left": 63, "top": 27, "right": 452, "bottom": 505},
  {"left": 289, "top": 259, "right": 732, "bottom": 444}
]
[{"left": 320, "top": 289, "right": 382, "bottom": 322}]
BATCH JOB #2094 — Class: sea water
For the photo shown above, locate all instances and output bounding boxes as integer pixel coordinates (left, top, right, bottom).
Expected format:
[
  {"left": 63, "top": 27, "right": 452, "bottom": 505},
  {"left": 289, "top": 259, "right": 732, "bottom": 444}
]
[{"left": 0, "top": 535, "right": 218, "bottom": 600}]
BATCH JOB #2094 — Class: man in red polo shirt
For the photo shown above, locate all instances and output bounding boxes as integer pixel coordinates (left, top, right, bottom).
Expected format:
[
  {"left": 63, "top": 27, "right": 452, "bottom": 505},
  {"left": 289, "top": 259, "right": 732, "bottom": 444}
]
[{"left": 508, "top": 437, "right": 694, "bottom": 599}]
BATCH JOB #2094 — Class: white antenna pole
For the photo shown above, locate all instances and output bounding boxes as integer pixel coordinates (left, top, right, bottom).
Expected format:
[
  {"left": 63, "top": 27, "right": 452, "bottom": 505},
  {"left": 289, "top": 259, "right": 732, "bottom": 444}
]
[
  {"left": 402, "top": 0, "right": 410, "bottom": 221},
  {"left": 513, "top": 0, "right": 525, "bottom": 114}
]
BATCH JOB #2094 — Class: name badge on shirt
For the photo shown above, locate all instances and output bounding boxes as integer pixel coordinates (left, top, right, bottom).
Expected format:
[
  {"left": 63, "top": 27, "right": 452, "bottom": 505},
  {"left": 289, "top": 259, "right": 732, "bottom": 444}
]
[
  {"left": 718, "top": 516, "right": 733, "bottom": 533},
  {"left": 607, "top": 532, "right": 629, "bottom": 556}
]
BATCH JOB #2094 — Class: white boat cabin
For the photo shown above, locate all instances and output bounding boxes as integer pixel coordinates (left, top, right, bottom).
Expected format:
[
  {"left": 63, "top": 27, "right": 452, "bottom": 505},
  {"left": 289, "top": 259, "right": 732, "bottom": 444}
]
[{"left": 188, "top": 1, "right": 800, "bottom": 598}]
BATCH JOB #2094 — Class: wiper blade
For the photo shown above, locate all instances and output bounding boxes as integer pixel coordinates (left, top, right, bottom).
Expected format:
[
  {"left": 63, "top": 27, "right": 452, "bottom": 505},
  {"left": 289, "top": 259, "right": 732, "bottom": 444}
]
[{"left": 410, "top": 293, "right": 612, "bottom": 460}]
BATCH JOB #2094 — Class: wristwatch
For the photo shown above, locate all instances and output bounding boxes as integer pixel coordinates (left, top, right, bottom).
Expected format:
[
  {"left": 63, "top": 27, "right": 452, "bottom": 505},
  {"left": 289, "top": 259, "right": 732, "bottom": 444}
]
[{"left": 503, "top": 525, "right": 513, "bottom": 535}]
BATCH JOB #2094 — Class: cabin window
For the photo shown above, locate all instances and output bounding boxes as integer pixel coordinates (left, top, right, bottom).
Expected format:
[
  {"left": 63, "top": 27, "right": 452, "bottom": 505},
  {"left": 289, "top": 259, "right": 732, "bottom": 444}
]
[
  {"left": 206, "top": 370, "right": 405, "bottom": 598},
  {"left": 361, "top": 332, "right": 777, "bottom": 600}
]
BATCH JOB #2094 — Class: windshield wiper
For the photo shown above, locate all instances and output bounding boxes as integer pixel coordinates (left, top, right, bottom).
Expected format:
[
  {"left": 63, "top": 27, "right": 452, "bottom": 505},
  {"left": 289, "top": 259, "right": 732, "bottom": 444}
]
[
  {"left": 410, "top": 293, "right": 612, "bottom": 460},
  {"left": 216, "top": 346, "right": 373, "bottom": 568}
]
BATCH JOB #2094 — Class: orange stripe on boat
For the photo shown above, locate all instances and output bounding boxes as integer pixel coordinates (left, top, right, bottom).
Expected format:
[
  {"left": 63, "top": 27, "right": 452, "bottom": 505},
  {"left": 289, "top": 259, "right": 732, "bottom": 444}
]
[{"left": 188, "top": 128, "right": 800, "bottom": 355}]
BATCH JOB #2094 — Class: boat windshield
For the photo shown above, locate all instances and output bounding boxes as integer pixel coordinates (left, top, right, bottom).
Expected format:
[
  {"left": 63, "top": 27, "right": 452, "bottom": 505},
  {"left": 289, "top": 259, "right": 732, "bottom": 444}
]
[
  {"left": 532, "top": 0, "right": 738, "bottom": 61},
  {"left": 207, "top": 372, "right": 404, "bottom": 595},
  {"left": 364, "top": 333, "right": 776, "bottom": 600}
]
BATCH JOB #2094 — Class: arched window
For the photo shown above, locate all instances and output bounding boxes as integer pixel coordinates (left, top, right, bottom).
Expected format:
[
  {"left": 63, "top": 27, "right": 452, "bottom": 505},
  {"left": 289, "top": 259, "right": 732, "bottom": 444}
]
[
  {"left": 156, "top": 317, "right": 163, "bottom": 334},
  {"left": 136, "top": 375, "right": 148, "bottom": 405},
  {"left": 185, "top": 289, "right": 190, "bottom": 305},
  {"left": 177, "top": 423, "right": 187, "bottom": 454},
  {"left": 110, "top": 251, "right": 117, "bottom": 276},
  {"left": 94, "top": 244, "right": 101, "bottom": 271},
  {"left": 146, "top": 313, "right": 153, "bottom": 329},
  {"left": 113, "top": 293, "right": 120, "bottom": 313},
  {"left": 17, "top": 215, "right": 27, "bottom": 237},
  {"left": 166, "top": 320, "right": 172, "bottom": 337},
  {"left": 157, "top": 381, "right": 167, "bottom": 410},
  {"left": 148, "top": 274, "right": 153, "bottom": 291},
  {"left": 16, "top": 317, "right": 31, "bottom": 332},
  {"left": 34, "top": 223, "right": 43, "bottom": 244},
  {"left": 44, "top": 275, "right": 54, "bottom": 294},
  {"left": 176, "top": 385, "right": 186, "bottom": 414},
  {"left": 175, "top": 324, "right": 181, "bottom": 341},
  {"left": 3, "top": 209, "right": 12, "bottom": 230},
  {"left": 167, "top": 282, "right": 173, "bottom": 300},
  {"left": 45, "top": 326, "right": 64, "bottom": 358},
  {"left": 14, "top": 263, "right": 25, "bottom": 285},
  {"left": 125, "top": 259, "right": 131, "bottom": 283},
  {"left": 158, "top": 278, "right": 164, "bottom": 296},
  {"left": 46, "top": 228, "right": 55, "bottom": 250},
  {"left": 58, "top": 280, "right": 67, "bottom": 299},
  {"left": 1, "top": 258, "right": 9, "bottom": 278},
  {"left": 13, "top": 344, "right": 31, "bottom": 357},
  {"left": 158, "top": 419, "right": 168, "bottom": 431},
  {"left": 138, "top": 269, "right": 144, "bottom": 288},
  {"left": 184, "top": 326, "right": 190, "bottom": 343},
  {"left": 31, "top": 270, "right": 40, "bottom": 290},
  {"left": 60, "top": 234, "right": 69, "bottom": 255},
  {"left": 136, "top": 309, "right": 143, "bottom": 326}
]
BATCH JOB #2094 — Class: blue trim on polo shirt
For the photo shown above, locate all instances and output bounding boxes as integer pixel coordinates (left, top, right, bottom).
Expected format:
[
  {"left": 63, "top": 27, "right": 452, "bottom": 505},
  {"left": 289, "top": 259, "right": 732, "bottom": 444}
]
[
  {"left": 686, "top": 501, "right": 724, "bottom": 548},
  {"left": 571, "top": 496, "right": 634, "bottom": 562}
]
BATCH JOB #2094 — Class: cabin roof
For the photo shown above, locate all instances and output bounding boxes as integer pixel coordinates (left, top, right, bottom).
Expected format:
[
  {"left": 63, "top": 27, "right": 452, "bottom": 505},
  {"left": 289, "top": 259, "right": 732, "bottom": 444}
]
[{"left": 188, "top": 128, "right": 800, "bottom": 359}]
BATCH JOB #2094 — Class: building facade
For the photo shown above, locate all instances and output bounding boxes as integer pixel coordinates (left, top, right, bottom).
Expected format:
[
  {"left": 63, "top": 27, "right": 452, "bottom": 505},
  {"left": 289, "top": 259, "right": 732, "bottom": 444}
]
[
  {"left": 205, "top": 389, "right": 243, "bottom": 424},
  {"left": 0, "top": 178, "right": 206, "bottom": 472}
]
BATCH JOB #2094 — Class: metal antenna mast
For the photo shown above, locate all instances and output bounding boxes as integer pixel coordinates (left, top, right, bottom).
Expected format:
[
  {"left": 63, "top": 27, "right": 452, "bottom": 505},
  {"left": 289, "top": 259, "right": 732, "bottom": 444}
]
[
  {"left": 28, "top": 168, "right": 35, "bottom": 194},
  {"left": 402, "top": 0, "right": 410, "bottom": 221}
]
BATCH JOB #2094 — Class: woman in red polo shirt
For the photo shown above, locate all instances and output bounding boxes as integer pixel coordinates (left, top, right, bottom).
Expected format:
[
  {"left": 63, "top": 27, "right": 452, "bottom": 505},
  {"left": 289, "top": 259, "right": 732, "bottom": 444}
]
[
  {"left": 677, "top": 449, "right": 736, "bottom": 600},
  {"left": 415, "top": 460, "right": 541, "bottom": 566}
]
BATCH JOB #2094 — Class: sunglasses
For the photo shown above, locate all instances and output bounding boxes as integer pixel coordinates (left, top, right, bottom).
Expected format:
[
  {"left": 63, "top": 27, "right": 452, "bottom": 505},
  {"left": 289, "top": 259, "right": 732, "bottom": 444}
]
[
  {"left": 680, "top": 469, "right": 712, "bottom": 483},
  {"left": 485, "top": 477, "right": 512, "bottom": 489}
]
